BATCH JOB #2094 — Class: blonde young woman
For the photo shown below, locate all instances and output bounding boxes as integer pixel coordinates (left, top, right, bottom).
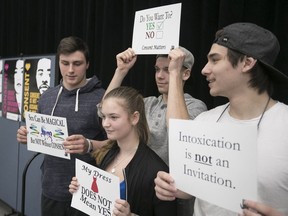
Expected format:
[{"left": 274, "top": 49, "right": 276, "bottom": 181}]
[{"left": 69, "top": 86, "right": 177, "bottom": 216}]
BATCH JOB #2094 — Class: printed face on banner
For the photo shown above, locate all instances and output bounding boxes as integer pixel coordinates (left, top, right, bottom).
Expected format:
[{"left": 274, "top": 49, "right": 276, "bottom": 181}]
[
  {"left": 2, "top": 59, "right": 23, "bottom": 121},
  {"left": 36, "top": 58, "right": 51, "bottom": 95},
  {"left": 14, "top": 59, "right": 24, "bottom": 114},
  {"left": 22, "top": 56, "right": 55, "bottom": 121}
]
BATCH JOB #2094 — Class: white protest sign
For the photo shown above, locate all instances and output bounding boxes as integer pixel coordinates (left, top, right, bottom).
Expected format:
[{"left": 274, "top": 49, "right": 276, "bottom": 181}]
[
  {"left": 25, "top": 111, "right": 70, "bottom": 159},
  {"left": 71, "top": 159, "right": 120, "bottom": 216},
  {"left": 132, "top": 3, "right": 181, "bottom": 54},
  {"left": 169, "top": 119, "right": 257, "bottom": 214}
]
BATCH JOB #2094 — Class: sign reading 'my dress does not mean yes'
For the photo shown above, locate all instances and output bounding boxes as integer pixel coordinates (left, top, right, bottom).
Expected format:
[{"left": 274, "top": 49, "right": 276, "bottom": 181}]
[
  {"left": 25, "top": 111, "right": 70, "bottom": 159},
  {"left": 169, "top": 119, "right": 257, "bottom": 214},
  {"left": 132, "top": 3, "right": 182, "bottom": 54},
  {"left": 71, "top": 159, "right": 120, "bottom": 216}
]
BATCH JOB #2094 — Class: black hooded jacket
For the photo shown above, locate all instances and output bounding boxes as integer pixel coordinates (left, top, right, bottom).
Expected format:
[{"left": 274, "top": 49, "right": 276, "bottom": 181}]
[{"left": 99, "top": 142, "right": 177, "bottom": 216}]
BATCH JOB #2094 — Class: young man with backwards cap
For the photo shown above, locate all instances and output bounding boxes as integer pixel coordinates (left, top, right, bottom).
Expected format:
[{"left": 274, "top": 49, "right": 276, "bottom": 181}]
[
  {"left": 103, "top": 47, "right": 207, "bottom": 215},
  {"left": 154, "top": 22, "right": 288, "bottom": 216}
]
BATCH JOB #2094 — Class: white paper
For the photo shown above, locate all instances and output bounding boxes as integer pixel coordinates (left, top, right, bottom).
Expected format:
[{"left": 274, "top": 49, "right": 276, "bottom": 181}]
[
  {"left": 169, "top": 119, "right": 257, "bottom": 213},
  {"left": 25, "top": 111, "right": 70, "bottom": 159},
  {"left": 132, "top": 3, "right": 181, "bottom": 54},
  {"left": 71, "top": 159, "right": 120, "bottom": 216}
]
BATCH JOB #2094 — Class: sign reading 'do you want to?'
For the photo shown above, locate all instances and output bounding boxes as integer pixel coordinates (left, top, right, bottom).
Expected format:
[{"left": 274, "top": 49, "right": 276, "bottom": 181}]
[
  {"left": 71, "top": 159, "right": 120, "bottom": 216},
  {"left": 132, "top": 3, "right": 181, "bottom": 55},
  {"left": 169, "top": 119, "right": 257, "bottom": 214},
  {"left": 25, "top": 111, "right": 70, "bottom": 159}
]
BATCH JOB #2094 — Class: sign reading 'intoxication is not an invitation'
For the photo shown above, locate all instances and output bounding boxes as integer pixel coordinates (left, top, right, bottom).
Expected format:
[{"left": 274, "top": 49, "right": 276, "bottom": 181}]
[
  {"left": 169, "top": 119, "right": 257, "bottom": 214},
  {"left": 25, "top": 111, "right": 70, "bottom": 159},
  {"left": 132, "top": 3, "right": 181, "bottom": 54}
]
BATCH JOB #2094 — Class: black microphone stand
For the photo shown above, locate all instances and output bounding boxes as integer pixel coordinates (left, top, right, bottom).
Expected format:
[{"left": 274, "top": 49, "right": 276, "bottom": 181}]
[{"left": 20, "top": 153, "right": 41, "bottom": 216}]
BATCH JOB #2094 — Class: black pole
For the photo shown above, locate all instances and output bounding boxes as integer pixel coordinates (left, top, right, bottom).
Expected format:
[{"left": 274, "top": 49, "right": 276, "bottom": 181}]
[{"left": 20, "top": 153, "right": 41, "bottom": 216}]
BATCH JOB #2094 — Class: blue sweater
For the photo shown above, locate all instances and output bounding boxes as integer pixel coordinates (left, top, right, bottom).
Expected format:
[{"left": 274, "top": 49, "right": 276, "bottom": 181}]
[{"left": 38, "top": 75, "right": 106, "bottom": 201}]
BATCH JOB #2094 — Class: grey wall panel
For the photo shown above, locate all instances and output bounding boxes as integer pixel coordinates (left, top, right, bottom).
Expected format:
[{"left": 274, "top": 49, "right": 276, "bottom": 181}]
[
  {"left": 17, "top": 143, "right": 43, "bottom": 216},
  {"left": 0, "top": 118, "right": 20, "bottom": 210}
]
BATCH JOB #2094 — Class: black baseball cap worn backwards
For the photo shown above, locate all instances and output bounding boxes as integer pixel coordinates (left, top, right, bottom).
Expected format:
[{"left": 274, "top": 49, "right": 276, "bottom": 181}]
[{"left": 214, "top": 22, "right": 288, "bottom": 84}]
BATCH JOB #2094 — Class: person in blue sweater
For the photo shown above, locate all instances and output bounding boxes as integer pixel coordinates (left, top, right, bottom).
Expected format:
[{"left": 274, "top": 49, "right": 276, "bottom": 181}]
[{"left": 17, "top": 36, "right": 107, "bottom": 216}]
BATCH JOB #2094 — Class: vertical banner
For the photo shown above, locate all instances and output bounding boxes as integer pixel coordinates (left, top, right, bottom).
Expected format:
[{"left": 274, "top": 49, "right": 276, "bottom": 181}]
[
  {"left": 2, "top": 58, "right": 24, "bottom": 121},
  {"left": 22, "top": 56, "right": 55, "bottom": 121},
  {"left": 1, "top": 55, "right": 56, "bottom": 122},
  {"left": 132, "top": 3, "right": 182, "bottom": 54},
  {"left": 0, "top": 60, "right": 3, "bottom": 117}
]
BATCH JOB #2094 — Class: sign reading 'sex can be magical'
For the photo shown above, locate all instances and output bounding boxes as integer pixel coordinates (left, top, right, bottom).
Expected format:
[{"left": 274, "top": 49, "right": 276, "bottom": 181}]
[{"left": 25, "top": 111, "right": 70, "bottom": 159}]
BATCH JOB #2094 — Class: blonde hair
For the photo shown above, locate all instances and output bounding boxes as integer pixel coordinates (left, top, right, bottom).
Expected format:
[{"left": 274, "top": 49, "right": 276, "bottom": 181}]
[{"left": 92, "top": 86, "right": 149, "bottom": 164}]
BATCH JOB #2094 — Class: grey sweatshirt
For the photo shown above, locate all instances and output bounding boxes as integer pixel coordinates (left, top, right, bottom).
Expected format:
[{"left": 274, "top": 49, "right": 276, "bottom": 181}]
[{"left": 38, "top": 75, "right": 106, "bottom": 201}]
